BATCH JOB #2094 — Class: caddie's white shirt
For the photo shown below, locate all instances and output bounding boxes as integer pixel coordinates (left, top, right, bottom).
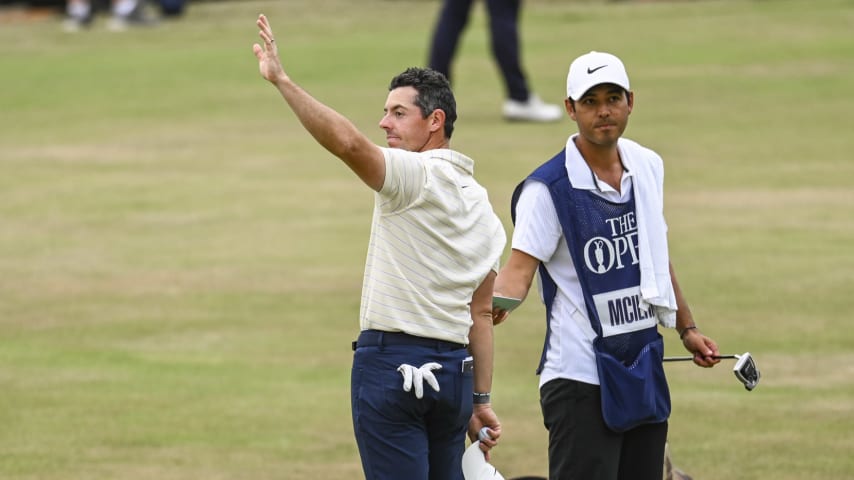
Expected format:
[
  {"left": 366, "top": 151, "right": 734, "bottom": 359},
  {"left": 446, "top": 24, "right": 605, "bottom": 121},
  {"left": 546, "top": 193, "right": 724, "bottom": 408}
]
[
  {"left": 512, "top": 134, "right": 664, "bottom": 387},
  {"left": 360, "top": 147, "right": 506, "bottom": 345}
]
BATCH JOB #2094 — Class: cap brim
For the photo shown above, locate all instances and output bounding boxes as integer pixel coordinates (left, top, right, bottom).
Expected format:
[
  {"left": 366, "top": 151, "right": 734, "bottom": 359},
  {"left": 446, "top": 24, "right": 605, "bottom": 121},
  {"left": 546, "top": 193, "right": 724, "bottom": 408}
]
[{"left": 569, "top": 80, "right": 630, "bottom": 101}]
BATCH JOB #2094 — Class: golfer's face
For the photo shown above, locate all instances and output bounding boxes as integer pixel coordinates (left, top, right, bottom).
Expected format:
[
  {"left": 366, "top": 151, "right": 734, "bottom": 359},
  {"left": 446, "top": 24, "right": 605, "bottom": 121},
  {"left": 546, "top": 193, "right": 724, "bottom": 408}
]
[{"left": 380, "top": 86, "right": 433, "bottom": 152}]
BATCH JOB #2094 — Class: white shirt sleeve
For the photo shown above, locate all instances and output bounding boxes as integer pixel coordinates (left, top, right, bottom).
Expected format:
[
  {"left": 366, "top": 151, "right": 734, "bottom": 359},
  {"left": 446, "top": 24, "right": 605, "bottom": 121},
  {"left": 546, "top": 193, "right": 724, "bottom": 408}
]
[
  {"left": 512, "top": 180, "right": 563, "bottom": 263},
  {"left": 379, "top": 148, "right": 426, "bottom": 213}
]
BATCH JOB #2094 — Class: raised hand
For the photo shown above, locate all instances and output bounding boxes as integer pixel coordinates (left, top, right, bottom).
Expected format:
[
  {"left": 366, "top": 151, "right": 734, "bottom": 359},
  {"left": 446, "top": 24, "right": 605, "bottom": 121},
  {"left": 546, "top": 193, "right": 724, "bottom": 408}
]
[{"left": 252, "top": 14, "right": 287, "bottom": 84}]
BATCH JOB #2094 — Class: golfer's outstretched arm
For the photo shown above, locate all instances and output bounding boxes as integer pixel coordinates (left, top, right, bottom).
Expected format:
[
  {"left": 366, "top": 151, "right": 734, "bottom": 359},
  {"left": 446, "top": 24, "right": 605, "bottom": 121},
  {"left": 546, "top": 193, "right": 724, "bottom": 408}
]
[
  {"left": 252, "top": 14, "right": 385, "bottom": 191},
  {"left": 468, "top": 270, "right": 501, "bottom": 451},
  {"left": 492, "top": 249, "right": 540, "bottom": 324}
]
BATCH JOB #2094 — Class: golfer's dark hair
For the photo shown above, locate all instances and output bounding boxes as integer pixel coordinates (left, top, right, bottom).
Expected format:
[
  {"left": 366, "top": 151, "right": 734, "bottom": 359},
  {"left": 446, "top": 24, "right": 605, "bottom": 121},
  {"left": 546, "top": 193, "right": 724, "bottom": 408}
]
[{"left": 389, "top": 67, "right": 457, "bottom": 139}]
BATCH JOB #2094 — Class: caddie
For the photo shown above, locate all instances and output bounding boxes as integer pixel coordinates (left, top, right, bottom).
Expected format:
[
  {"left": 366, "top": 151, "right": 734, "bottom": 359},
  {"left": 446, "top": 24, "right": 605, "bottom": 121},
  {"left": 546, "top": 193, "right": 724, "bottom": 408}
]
[{"left": 491, "top": 51, "right": 721, "bottom": 480}]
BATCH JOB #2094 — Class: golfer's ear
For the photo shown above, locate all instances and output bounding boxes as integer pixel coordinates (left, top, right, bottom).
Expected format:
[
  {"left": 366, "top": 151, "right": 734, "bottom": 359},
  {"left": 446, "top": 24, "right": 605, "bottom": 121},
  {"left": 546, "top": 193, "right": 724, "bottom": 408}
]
[{"left": 430, "top": 109, "right": 446, "bottom": 134}]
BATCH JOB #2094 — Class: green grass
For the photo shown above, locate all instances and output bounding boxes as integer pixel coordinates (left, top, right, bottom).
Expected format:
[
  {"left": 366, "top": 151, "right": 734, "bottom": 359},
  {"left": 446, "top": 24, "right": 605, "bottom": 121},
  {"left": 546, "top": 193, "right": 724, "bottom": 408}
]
[{"left": 1, "top": 0, "right": 853, "bottom": 478}]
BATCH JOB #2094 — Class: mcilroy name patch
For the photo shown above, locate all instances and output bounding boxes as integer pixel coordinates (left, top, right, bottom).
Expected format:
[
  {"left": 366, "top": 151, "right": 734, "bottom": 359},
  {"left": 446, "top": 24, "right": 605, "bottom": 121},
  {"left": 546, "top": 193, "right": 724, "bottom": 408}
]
[{"left": 593, "top": 286, "right": 657, "bottom": 337}]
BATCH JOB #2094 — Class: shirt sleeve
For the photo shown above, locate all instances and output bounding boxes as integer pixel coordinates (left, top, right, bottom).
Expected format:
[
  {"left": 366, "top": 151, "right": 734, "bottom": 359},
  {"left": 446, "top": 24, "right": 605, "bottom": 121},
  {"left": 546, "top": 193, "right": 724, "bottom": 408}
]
[
  {"left": 379, "top": 147, "right": 426, "bottom": 213},
  {"left": 512, "top": 180, "right": 562, "bottom": 263}
]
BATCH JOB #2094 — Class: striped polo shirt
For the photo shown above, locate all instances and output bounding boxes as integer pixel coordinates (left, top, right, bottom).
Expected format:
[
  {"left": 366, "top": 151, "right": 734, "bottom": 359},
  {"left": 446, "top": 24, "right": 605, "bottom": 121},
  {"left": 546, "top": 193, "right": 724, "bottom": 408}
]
[{"left": 359, "top": 147, "right": 506, "bottom": 345}]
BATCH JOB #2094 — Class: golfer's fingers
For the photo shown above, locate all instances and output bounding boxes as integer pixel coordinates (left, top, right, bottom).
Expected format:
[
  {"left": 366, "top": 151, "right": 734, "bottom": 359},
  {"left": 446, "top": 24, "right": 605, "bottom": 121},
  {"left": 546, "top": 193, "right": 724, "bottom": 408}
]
[
  {"left": 478, "top": 435, "right": 497, "bottom": 451},
  {"left": 479, "top": 434, "right": 498, "bottom": 451},
  {"left": 256, "top": 16, "right": 276, "bottom": 48},
  {"left": 257, "top": 13, "right": 271, "bottom": 34},
  {"left": 257, "top": 29, "right": 273, "bottom": 48},
  {"left": 473, "top": 413, "right": 501, "bottom": 449},
  {"left": 480, "top": 426, "right": 500, "bottom": 442}
]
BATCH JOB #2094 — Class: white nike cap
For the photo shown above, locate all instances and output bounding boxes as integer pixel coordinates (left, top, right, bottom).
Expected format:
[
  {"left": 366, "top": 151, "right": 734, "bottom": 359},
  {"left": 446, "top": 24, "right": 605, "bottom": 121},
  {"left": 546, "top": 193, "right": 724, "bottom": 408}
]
[
  {"left": 462, "top": 441, "right": 506, "bottom": 480},
  {"left": 566, "top": 51, "right": 631, "bottom": 101}
]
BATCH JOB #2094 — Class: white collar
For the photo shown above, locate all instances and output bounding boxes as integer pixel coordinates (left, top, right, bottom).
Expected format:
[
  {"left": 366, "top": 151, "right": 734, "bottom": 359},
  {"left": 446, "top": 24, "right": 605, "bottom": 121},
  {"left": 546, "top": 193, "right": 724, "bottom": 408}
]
[{"left": 564, "top": 134, "right": 633, "bottom": 197}]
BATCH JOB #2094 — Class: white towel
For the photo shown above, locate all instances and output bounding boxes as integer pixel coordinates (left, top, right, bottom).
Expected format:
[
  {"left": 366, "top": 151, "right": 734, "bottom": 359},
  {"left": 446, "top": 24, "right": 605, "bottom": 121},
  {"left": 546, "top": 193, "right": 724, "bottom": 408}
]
[{"left": 618, "top": 138, "right": 677, "bottom": 328}]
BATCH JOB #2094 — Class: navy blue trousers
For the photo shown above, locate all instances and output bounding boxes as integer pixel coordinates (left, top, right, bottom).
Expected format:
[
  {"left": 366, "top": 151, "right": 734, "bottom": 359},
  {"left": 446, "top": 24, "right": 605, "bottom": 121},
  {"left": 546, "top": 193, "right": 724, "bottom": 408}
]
[
  {"left": 351, "top": 331, "right": 473, "bottom": 480},
  {"left": 428, "top": 0, "right": 529, "bottom": 102}
]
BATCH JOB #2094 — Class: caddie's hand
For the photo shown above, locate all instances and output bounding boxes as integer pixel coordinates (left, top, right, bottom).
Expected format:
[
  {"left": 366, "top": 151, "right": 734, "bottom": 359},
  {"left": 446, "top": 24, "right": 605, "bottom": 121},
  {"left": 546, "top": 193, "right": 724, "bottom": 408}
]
[
  {"left": 397, "top": 362, "right": 442, "bottom": 399},
  {"left": 468, "top": 405, "right": 501, "bottom": 456},
  {"left": 682, "top": 329, "right": 721, "bottom": 368},
  {"left": 252, "top": 14, "right": 287, "bottom": 84}
]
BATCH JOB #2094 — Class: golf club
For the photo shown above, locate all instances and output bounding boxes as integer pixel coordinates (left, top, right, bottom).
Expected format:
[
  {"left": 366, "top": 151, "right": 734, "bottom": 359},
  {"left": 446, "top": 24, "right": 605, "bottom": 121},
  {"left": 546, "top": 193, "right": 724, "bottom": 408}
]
[
  {"left": 663, "top": 351, "right": 761, "bottom": 391},
  {"left": 662, "top": 354, "right": 738, "bottom": 361}
]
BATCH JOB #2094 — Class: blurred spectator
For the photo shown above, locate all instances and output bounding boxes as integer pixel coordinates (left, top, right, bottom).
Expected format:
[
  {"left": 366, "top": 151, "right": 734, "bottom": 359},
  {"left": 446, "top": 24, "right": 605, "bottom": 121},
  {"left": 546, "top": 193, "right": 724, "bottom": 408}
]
[
  {"left": 63, "top": 0, "right": 159, "bottom": 31},
  {"left": 428, "top": 0, "right": 562, "bottom": 123},
  {"left": 157, "top": 0, "right": 184, "bottom": 17}
]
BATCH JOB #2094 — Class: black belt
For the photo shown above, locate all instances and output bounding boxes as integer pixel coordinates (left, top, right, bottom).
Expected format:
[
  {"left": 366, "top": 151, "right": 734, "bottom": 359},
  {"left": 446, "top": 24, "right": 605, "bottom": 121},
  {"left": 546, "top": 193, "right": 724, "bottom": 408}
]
[{"left": 352, "top": 330, "right": 467, "bottom": 351}]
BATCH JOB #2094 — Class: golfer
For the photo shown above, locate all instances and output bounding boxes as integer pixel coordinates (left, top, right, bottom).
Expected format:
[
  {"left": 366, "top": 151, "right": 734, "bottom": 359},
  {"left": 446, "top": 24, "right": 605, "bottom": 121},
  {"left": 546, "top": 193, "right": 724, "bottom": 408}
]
[
  {"left": 492, "top": 51, "right": 721, "bottom": 479},
  {"left": 253, "top": 14, "right": 506, "bottom": 480}
]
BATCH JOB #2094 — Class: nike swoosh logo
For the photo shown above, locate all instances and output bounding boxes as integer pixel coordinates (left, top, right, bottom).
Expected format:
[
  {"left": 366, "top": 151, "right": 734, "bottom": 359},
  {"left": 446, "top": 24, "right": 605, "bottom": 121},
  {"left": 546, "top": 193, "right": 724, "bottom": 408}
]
[{"left": 587, "top": 65, "right": 607, "bottom": 74}]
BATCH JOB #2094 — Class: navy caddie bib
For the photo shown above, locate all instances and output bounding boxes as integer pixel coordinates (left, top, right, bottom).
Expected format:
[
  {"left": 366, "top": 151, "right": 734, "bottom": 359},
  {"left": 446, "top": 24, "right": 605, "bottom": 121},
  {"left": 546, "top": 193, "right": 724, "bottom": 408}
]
[{"left": 511, "top": 149, "right": 659, "bottom": 370}]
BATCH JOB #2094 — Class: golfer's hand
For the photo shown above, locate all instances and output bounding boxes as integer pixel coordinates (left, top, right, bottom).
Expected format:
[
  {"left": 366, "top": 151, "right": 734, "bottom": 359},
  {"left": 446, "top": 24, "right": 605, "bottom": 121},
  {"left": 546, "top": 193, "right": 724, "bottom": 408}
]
[
  {"left": 491, "top": 291, "right": 513, "bottom": 325},
  {"left": 491, "top": 307, "right": 509, "bottom": 326},
  {"left": 253, "top": 14, "right": 287, "bottom": 84},
  {"left": 682, "top": 330, "right": 721, "bottom": 368},
  {"left": 397, "top": 362, "right": 442, "bottom": 399},
  {"left": 469, "top": 405, "right": 501, "bottom": 456}
]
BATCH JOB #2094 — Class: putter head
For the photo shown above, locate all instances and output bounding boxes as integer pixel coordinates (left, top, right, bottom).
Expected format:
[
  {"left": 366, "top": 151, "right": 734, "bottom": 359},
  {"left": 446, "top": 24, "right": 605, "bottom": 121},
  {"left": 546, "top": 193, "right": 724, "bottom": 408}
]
[{"left": 733, "top": 352, "right": 760, "bottom": 391}]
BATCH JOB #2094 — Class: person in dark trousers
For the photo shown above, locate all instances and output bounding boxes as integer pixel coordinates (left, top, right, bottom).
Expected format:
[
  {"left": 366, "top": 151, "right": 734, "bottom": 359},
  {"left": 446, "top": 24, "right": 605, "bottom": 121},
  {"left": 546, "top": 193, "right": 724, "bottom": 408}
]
[
  {"left": 62, "top": 0, "right": 157, "bottom": 31},
  {"left": 427, "top": 0, "right": 562, "bottom": 123},
  {"left": 492, "top": 50, "right": 720, "bottom": 480},
  {"left": 253, "top": 14, "right": 506, "bottom": 480}
]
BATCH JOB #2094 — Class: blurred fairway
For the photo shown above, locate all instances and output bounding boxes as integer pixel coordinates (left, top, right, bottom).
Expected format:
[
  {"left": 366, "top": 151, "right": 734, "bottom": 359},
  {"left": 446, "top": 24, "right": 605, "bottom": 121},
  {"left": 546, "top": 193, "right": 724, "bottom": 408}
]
[{"left": 1, "top": 0, "right": 853, "bottom": 478}]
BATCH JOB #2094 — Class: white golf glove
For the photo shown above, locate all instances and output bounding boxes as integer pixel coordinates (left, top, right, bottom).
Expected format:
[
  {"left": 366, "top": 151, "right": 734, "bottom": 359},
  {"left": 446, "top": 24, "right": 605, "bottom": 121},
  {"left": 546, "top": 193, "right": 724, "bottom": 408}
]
[{"left": 397, "top": 362, "right": 442, "bottom": 399}]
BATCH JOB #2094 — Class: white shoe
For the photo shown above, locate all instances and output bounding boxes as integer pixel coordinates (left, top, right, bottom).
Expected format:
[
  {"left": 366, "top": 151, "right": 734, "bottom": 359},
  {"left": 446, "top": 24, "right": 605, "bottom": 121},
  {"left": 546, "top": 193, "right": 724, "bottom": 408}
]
[
  {"left": 503, "top": 94, "right": 563, "bottom": 123},
  {"left": 108, "top": 3, "right": 160, "bottom": 31},
  {"left": 107, "top": 16, "right": 129, "bottom": 31},
  {"left": 62, "top": 15, "right": 92, "bottom": 32},
  {"left": 62, "top": 18, "right": 85, "bottom": 32}
]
